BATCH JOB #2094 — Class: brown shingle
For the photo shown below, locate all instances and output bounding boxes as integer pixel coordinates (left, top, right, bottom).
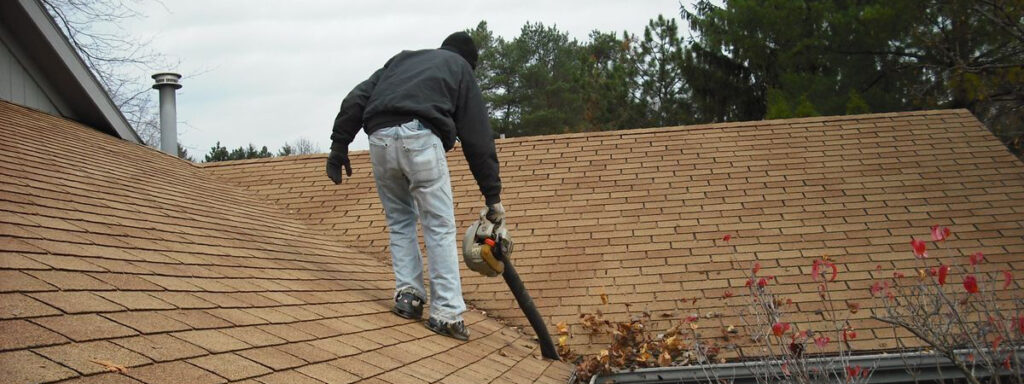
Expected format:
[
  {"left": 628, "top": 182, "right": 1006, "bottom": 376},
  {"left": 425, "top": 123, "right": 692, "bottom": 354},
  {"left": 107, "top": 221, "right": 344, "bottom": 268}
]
[
  {"left": 219, "top": 326, "right": 287, "bottom": 347},
  {"left": 172, "top": 329, "right": 251, "bottom": 353},
  {"left": 275, "top": 342, "right": 337, "bottom": 364},
  {"left": 0, "top": 350, "right": 78, "bottom": 384},
  {"left": 112, "top": 334, "right": 208, "bottom": 362},
  {"left": 25, "top": 270, "right": 115, "bottom": 290},
  {"left": 34, "top": 340, "right": 152, "bottom": 375},
  {"left": 0, "top": 293, "right": 60, "bottom": 319},
  {"left": 59, "top": 372, "right": 146, "bottom": 384},
  {"left": 161, "top": 309, "right": 233, "bottom": 329},
  {"left": 189, "top": 353, "right": 273, "bottom": 381},
  {"left": 295, "top": 362, "right": 359, "bottom": 384},
  {"left": 255, "top": 370, "right": 325, "bottom": 384},
  {"left": 32, "top": 314, "right": 138, "bottom": 342},
  {"left": 127, "top": 361, "right": 226, "bottom": 384},
  {"left": 103, "top": 311, "right": 192, "bottom": 333},
  {"left": 0, "top": 319, "right": 68, "bottom": 350},
  {"left": 28, "top": 291, "right": 125, "bottom": 313},
  {"left": 95, "top": 291, "right": 176, "bottom": 310},
  {"left": 237, "top": 346, "right": 306, "bottom": 371},
  {"left": 147, "top": 292, "right": 218, "bottom": 309},
  {"left": 258, "top": 323, "right": 317, "bottom": 342},
  {"left": 0, "top": 270, "right": 56, "bottom": 292}
]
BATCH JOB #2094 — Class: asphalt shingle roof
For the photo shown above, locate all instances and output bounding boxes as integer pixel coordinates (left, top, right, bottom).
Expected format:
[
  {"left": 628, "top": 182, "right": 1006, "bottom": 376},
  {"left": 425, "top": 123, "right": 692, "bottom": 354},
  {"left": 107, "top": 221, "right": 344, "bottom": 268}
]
[
  {"left": 204, "top": 108, "right": 1024, "bottom": 355},
  {"left": 0, "top": 101, "right": 570, "bottom": 384}
]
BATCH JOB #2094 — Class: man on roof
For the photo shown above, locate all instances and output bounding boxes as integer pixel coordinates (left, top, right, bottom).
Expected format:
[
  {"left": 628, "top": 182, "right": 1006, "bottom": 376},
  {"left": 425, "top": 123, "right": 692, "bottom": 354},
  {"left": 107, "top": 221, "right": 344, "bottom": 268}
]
[{"left": 326, "top": 32, "right": 503, "bottom": 341}]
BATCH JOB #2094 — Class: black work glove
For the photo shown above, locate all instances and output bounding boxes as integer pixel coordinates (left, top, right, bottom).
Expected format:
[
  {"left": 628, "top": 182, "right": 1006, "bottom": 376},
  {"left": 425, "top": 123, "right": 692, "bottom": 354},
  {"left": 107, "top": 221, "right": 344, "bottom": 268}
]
[
  {"left": 326, "top": 146, "right": 352, "bottom": 185},
  {"left": 485, "top": 202, "right": 505, "bottom": 225}
]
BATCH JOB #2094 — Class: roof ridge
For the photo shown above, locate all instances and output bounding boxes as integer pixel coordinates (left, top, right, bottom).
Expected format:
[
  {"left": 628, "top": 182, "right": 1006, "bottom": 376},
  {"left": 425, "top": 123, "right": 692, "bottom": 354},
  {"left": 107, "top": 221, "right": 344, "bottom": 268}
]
[
  {"left": 200, "top": 108, "right": 969, "bottom": 169},
  {"left": 198, "top": 152, "right": 328, "bottom": 168},
  {"left": 492, "top": 108, "right": 970, "bottom": 145}
]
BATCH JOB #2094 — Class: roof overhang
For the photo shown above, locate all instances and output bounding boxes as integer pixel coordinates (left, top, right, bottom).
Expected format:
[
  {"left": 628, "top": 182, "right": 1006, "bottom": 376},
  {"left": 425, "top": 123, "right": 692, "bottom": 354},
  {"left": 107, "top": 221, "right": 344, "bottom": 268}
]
[
  {"left": 0, "top": 0, "right": 141, "bottom": 143},
  {"left": 591, "top": 349, "right": 1023, "bottom": 384}
]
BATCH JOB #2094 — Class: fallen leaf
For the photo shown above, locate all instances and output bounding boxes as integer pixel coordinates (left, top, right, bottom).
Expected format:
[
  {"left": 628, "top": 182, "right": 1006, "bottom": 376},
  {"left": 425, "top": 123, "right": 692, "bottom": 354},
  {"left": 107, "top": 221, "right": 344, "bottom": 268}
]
[
  {"left": 910, "top": 238, "right": 928, "bottom": 258},
  {"left": 970, "top": 252, "right": 985, "bottom": 266},
  {"left": 556, "top": 321, "right": 569, "bottom": 334},
  {"left": 931, "top": 225, "right": 951, "bottom": 242},
  {"left": 964, "top": 275, "right": 979, "bottom": 294},
  {"left": 90, "top": 360, "right": 127, "bottom": 374},
  {"left": 600, "top": 293, "right": 609, "bottom": 305},
  {"left": 498, "top": 350, "right": 509, "bottom": 357}
]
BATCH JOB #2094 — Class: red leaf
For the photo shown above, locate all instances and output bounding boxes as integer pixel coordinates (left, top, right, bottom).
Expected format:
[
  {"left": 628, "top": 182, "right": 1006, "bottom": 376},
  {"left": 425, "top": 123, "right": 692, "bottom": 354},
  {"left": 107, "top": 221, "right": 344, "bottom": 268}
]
[
  {"left": 814, "top": 336, "right": 830, "bottom": 348},
  {"left": 938, "top": 264, "right": 949, "bottom": 285},
  {"left": 781, "top": 362, "right": 791, "bottom": 376},
  {"left": 722, "top": 234, "right": 731, "bottom": 242},
  {"left": 910, "top": 238, "right": 928, "bottom": 258},
  {"left": 757, "top": 278, "right": 768, "bottom": 287},
  {"left": 723, "top": 290, "right": 734, "bottom": 298},
  {"left": 752, "top": 262, "right": 761, "bottom": 275},
  {"left": 829, "top": 262, "right": 838, "bottom": 282},
  {"left": 930, "top": 225, "right": 951, "bottom": 241},
  {"left": 843, "top": 329, "right": 857, "bottom": 341},
  {"left": 963, "top": 275, "right": 979, "bottom": 294},
  {"left": 771, "top": 322, "right": 789, "bottom": 337},
  {"left": 1004, "top": 270, "right": 1013, "bottom": 289},
  {"left": 846, "top": 365, "right": 865, "bottom": 378},
  {"left": 970, "top": 252, "right": 985, "bottom": 266},
  {"left": 870, "top": 281, "right": 883, "bottom": 296}
]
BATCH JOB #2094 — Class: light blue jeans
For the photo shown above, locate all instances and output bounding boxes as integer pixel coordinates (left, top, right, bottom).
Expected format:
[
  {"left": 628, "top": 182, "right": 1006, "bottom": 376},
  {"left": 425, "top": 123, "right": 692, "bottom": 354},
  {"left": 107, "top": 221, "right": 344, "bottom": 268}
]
[{"left": 368, "top": 119, "right": 465, "bottom": 323}]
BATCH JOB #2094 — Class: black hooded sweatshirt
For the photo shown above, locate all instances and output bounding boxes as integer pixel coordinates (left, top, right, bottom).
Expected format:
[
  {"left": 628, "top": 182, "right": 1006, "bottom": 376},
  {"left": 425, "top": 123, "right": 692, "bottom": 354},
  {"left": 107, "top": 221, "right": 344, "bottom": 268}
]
[{"left": 330, "top": 48, "right": 501, "bottom": 205}]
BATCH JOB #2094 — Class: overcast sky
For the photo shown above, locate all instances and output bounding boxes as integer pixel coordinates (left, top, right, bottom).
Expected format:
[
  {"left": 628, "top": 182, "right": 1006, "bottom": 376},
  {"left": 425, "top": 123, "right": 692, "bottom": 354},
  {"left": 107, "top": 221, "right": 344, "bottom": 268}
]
[{"left": 126, "top": 1, "right": 689, "bottom": 157}]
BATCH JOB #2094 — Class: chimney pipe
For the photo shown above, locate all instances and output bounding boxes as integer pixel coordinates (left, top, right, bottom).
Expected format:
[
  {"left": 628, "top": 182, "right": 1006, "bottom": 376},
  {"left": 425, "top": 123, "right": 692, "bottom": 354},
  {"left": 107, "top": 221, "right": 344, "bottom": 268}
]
[{"left": 152, "top": 72, "right": 182, "bottom": 156}]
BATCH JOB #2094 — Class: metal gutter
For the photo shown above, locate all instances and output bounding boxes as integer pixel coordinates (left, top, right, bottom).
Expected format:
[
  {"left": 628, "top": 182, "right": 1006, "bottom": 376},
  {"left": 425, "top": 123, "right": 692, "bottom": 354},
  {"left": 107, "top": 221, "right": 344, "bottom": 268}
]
[{"left": 591, "top": 348, "right": 1022, "bottom": 384}]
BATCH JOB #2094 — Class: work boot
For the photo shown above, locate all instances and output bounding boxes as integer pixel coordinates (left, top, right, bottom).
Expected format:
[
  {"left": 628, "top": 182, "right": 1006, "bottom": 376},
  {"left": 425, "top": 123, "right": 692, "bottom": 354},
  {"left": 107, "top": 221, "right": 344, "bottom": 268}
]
[
  {"left": 424, "top": 318, "right": 470, "bottom": 341},
  {"left": 391, "top": 291, "right": 423, "bottom": 320}
]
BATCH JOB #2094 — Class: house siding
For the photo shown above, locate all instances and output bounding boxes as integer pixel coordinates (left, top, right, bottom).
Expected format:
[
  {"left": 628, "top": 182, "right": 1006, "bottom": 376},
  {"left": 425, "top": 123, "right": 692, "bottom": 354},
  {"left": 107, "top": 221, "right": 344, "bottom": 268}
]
[{"left": 0, "top": 29, "right": 60, "bottom": 116}]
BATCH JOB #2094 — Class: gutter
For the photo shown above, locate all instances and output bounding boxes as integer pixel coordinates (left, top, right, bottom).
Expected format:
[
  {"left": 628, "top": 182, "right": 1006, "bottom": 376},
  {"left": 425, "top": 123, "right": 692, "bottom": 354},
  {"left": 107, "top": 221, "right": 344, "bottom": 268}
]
[{"left": 590, "top": 348, "right": 1023, "bottom": 384}]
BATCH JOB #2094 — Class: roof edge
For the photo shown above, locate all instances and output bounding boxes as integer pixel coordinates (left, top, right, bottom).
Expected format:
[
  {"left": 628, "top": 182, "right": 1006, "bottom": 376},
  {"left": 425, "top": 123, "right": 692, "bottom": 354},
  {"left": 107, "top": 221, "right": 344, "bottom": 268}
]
[
  {"left": 198, "top": 152, "right": 328, "bottom": 168},
  {"left": 592, "top": 347, "right": 1022, "bottom": 384},
  {"left": 505, "top": 108, "right": 973, "bottom": 146},
  {"left": 15, "top": 0, "right": 141, "bottom": 143},
  {"left": 200, "top": 109, "right": 973, "bottom": 169}
]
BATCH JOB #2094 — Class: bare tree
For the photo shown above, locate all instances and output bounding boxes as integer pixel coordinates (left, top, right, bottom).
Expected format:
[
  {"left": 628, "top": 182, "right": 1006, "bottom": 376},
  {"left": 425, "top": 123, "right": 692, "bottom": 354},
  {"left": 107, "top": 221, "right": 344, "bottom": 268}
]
[
  {"left": 291, "top": 137, "right": 322, "bottom": 155},
  {"left": 40, "top": 0, "right": 172, "bottom": 148}
]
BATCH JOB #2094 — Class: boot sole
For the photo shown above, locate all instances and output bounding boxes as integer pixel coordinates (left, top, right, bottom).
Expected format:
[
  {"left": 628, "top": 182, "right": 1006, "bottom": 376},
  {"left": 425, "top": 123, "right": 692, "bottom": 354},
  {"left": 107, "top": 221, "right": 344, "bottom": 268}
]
[
  {"left": 391, "top": 306, "right": 422, "bottom": 320},
  {"left": 424, "top": 320, "right": 469, "bottom": 341}
]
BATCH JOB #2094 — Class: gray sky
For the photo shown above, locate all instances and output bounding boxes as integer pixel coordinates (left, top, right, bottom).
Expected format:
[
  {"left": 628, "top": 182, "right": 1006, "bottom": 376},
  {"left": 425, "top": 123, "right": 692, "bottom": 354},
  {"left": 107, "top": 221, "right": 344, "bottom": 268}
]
[{"left": 128, "top": 1, "right": 688, "bottom": 156}]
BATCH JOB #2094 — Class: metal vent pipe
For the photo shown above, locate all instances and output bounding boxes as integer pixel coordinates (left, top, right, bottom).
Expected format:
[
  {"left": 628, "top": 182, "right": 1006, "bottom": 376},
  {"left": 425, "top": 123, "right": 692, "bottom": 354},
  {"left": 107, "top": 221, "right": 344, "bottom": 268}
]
[{"left": 152, "top": 72, "right": 182, "bottom": 156}]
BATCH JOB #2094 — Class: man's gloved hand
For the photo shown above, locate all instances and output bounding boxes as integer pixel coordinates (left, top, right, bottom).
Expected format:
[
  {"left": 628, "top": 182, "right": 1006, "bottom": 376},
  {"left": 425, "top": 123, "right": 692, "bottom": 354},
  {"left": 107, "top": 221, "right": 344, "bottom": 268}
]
[
  {"left": 485, "top": 202, "right": 505, "bottom": 225},
  {"left": 326, "top": 146, "right": 352, "bottom": 185}
]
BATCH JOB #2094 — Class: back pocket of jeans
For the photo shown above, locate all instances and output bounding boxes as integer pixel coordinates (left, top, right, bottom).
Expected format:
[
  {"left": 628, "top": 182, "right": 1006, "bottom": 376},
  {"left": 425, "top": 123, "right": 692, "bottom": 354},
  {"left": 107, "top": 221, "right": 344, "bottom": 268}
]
[{"left": 404, "top": 139, "right": 440, "bottom": 183}]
